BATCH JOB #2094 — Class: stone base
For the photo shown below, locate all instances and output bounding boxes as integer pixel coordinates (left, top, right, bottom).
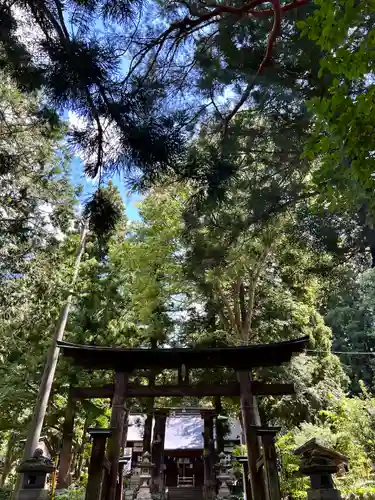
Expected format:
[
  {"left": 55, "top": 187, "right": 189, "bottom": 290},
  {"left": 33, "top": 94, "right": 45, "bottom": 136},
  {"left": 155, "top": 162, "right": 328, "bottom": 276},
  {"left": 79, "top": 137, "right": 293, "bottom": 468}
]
[
  {"left": 308, "top": 489, "right": 342, "bottom": 500},
  {"left": 217, "top": 483, "right": 230, "bottom": 499},
  {"left": 19, "top": 490, "right": 49, "bottom": 500},
  {"left": 136, "top": 486, "right": 153, "bottom": 500},
  {"left": 124, "top": 490, "right": 134, "bottom": 500}
]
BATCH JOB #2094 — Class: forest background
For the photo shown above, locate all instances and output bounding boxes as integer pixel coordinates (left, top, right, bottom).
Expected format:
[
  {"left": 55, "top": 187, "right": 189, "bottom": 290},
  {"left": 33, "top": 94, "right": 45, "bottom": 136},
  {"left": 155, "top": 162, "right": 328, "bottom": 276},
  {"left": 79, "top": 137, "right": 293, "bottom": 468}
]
[{"left": 0, "top": 0, "right": 375, "bottom": 497}]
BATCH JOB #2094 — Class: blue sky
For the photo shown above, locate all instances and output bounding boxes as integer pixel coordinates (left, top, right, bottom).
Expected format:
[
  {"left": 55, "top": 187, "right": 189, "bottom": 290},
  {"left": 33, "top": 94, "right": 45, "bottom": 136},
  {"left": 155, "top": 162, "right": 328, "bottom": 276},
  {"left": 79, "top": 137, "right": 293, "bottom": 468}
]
[{"left": 70, "top": 156, "right": 142, "bottom": 222}]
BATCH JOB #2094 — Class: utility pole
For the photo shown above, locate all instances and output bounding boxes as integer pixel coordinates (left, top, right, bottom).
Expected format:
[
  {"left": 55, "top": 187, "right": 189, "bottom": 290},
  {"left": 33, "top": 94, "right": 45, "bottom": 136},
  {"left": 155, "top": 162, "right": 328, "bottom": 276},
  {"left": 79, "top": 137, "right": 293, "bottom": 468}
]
[{"left": 14, "top": 223, "right": 88, "bottom": 499}]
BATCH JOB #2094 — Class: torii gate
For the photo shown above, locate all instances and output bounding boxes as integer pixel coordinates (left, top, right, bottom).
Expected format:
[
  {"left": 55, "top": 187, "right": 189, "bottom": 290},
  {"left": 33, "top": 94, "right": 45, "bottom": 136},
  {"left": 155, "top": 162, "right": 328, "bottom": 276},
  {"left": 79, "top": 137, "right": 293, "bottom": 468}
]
[{"left": 55, "top": 336, "right": 309, "bottom": 500}]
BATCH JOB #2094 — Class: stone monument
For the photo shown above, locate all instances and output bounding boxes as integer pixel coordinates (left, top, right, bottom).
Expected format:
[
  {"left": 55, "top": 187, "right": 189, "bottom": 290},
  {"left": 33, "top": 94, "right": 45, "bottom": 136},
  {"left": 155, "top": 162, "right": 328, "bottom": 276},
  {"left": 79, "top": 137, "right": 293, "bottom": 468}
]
[
  {"left": 294, "top": 438, "right": 348, "bottom": 500},
  {"left": 136, "top": 452, "right": 154, "bottom": 500},
  {"left": 216, "top": 452, "right": 232, "bottom": 499},
  {"left": 17, "top": 448, "right": 55, "bottom": 500}
]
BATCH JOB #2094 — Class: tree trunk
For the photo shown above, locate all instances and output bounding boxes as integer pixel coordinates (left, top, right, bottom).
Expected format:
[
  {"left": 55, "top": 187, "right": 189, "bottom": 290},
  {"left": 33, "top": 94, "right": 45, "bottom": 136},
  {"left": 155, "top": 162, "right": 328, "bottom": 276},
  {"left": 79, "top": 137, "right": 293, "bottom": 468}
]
[
  {"left": 13, "top": 225, "right": 87, "bottom": 499},
  {"left": 1, "top": 433, "right": 17, "bottom": 487},
  {"left": 21, "top": 224, "right": 87, "bottom": 459}
]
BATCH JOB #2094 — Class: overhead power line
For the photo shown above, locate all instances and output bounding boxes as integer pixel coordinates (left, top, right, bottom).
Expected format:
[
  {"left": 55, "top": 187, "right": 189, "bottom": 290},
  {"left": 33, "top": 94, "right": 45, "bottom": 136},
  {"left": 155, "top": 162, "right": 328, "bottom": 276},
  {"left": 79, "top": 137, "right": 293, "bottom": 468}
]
[{"left": 307, "top": 349, "right": 375, "bottom": 356}]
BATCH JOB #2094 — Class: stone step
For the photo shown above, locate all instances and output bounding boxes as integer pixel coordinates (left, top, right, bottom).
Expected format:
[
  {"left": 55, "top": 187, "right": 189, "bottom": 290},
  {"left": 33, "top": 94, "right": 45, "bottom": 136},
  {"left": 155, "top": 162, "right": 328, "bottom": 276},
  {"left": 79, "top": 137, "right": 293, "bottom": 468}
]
[{"left": 167, "top": 486, "right": 203, "bottom": 500}]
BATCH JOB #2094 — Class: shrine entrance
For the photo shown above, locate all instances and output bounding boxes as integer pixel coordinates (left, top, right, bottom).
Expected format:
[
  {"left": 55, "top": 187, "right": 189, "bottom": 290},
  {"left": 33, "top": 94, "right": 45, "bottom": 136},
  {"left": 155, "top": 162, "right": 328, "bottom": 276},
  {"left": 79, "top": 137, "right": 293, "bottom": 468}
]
[
  {"left": 164, "top": 452, "right": 204, "bottom": 488},
  {"left": 52, "top": 336, "right": 309, "bottom": 500}
]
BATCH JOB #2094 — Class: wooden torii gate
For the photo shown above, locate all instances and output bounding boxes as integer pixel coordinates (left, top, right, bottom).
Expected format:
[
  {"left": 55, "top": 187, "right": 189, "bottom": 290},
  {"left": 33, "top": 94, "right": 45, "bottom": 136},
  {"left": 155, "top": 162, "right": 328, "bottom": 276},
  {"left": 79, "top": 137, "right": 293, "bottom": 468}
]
[{"left": 55, "top": 336, "right": 309, "bottom": 500}]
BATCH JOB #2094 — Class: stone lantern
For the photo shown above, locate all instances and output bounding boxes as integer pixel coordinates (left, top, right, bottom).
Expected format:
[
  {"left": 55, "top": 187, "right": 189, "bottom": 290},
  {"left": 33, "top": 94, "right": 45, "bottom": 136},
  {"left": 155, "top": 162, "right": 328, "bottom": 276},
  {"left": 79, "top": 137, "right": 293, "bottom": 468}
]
[
  {"left": 17, "top": 448, "right": 55, "bottom": 500},
  {"left": 294, "top": 438, "right": 348, "bottom": 500},
  {"left": 136, "top": 452, "right": 155, "bottom": 500},
  {"left": 216, "top": 452, "right": 232, "bottom": 499}
]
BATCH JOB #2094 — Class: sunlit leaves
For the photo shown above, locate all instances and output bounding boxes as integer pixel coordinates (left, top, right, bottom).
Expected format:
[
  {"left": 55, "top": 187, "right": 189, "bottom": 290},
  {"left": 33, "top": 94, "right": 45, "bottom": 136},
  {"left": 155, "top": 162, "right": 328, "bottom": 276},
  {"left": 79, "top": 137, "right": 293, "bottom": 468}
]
[{"left": 299, "top": 0, "right": 375, "bottom": 212}]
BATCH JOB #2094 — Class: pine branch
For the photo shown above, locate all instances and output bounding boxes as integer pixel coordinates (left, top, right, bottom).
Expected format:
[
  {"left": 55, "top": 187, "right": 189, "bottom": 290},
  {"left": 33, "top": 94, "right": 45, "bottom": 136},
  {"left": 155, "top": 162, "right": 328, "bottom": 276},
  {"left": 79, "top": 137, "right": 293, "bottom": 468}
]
[
  {"left": 222, "top": 70, "right": 261, "bottom": 136},
  {"left": 127, "top": 0, "right": 309, "bottom": 89},
  {"left": 28, "top": 0, "right": 69, "bottom": 45},
  {"left": 222, "top": 0, "right": 283, "bottom": 133},
  {"left": 53, "top": 0, "right": 70, "bottom": 40}
]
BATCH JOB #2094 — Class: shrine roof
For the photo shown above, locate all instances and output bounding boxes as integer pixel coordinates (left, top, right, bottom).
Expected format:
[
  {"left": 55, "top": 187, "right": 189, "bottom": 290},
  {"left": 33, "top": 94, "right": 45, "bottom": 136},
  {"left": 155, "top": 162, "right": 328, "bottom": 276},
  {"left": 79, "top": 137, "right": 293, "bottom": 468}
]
[{"left": 57, "top": 336, "right": 309, "bottom": 371}]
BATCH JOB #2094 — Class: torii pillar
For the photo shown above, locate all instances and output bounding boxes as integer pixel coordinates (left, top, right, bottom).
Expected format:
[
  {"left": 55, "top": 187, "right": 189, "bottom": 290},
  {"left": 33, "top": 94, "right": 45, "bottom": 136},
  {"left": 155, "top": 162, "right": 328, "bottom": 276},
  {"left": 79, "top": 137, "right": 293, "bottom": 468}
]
[
  {"left": 86, "top": 429, "right": 112, "bottom": 500},
  {"left": 237, "top": 371, "right": 266, "bottom": 500},
  {"left": 151, "top": 409, "right": 168, "bottom": 494},
  {"left": 116, "top": 409, "right": 130, "bottom": 500},
  {"left": 256, "top": 428, "right": 281, "bottom": 500},
  {"left": 57, "top": 388, "right": 76, "bottom": 489},
  {"left": 105, "top": 372, "right": 128, "bottom": 500},
  {"left": 201, "top": 410, "right": 216, "bottom": 500}
]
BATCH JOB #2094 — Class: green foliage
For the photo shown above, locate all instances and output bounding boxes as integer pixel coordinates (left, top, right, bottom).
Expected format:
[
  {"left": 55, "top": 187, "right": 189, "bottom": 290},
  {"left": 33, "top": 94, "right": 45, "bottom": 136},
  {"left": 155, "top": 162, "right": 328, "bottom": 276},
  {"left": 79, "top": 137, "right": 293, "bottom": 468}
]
[
  {"left": 55, "top": 486, "right": 85, "bottom": 500},
  {"left": 119, "top": 185, "right": 348, "bottom": 422},
  {"left": 299, "top": 0, "right": 375, "bottom": 217},
  {"left": 2, "top": 0, "right": 375, "bottom": 491},
  {"left": 325, "top": 269, "right": 375, "bottom": 393},
  {"left": 84, "top": 182, "right": 125, "bottom": 239},
  {"left": 0, "top": 74, "right": 77, "bottom": 277},
  {"left": 277, "top": 392, "right": 375, "bottom": 498},
  {"left": 0, "top": 489, "right": 12, "bottom": 500},
  {"left": 277, "top": 433, "right": 309, "bottom": 499}
]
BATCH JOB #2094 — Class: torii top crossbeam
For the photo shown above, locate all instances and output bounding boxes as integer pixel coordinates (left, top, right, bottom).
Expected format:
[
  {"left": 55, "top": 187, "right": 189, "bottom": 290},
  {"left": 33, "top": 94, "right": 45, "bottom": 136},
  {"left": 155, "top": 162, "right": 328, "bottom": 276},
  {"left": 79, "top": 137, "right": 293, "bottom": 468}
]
[{"left": 57, "top": 336, "right": 309, "bottom": 371}]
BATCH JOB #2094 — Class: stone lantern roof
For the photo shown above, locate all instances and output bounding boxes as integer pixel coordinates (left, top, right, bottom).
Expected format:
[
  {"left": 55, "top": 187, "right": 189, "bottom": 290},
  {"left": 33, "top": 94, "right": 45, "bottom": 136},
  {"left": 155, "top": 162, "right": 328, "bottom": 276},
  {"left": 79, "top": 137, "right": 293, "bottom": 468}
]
[
  {"left": 294, "top": 438, "right": 349, "bottom": 481},
  {"left": 294, "top": 438, "right": 348, "bottom": 467},
  {"left": 17, "top": 448, "right": 55, "bottom": 474}
]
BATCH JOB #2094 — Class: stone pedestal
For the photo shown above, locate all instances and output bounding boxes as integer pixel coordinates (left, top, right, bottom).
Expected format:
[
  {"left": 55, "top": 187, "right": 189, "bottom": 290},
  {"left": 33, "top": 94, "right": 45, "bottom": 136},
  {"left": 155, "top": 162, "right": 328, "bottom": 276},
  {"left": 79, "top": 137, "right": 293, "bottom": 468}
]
[
  {"left": 307, "top": 489, "right": 342, "bottom": 500},
  {"left": 294, "top": 438, "right": 349, "bottom": 500},
  {"left": 17, "top": 449, "right": 55, "bottom": 500}
]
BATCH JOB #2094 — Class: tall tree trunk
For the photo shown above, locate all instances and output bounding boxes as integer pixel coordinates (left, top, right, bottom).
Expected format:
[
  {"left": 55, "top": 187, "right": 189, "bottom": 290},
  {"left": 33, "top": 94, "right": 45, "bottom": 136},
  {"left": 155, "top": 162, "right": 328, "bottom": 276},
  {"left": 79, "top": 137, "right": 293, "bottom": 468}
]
[
  {"left": 14, "top": 224, "right": 87, "bottom": 499},
  {"left": 1, "top": 433, "right": 17, "bottom": 487}
]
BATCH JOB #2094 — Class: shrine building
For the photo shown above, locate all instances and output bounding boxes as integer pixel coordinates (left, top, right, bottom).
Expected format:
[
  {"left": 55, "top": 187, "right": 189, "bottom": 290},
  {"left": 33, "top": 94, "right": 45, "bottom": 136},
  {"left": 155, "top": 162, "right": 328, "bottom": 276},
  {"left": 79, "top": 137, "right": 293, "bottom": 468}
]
[{"left": 125, "top": 409, "right": 242, "bottom": 488}]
